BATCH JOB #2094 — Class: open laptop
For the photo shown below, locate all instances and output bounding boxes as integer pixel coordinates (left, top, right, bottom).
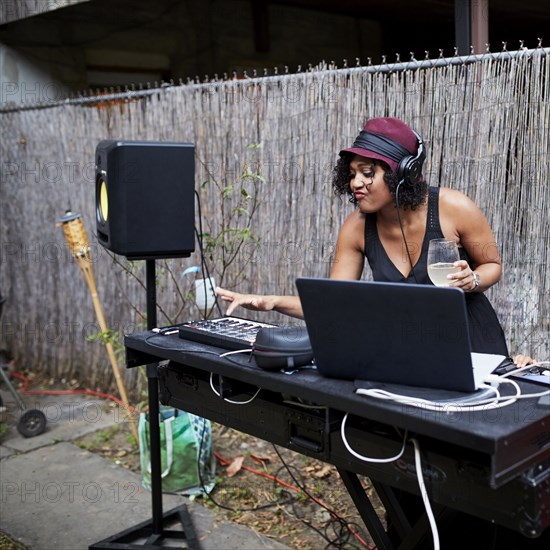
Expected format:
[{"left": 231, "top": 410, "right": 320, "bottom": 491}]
[{"left": 295, "top": 277, "right": 508, "bottom": 393}]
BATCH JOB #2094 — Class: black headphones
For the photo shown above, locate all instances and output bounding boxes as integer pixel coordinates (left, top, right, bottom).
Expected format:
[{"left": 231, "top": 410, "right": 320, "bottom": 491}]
[{"left": 349, "top": 130, "right": 426, "bottom": 186}]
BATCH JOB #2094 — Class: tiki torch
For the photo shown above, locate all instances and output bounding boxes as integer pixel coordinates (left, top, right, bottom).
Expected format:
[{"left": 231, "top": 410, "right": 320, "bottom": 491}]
[{"left": 57, "top": 211, "right": 138, "bottom": 442}]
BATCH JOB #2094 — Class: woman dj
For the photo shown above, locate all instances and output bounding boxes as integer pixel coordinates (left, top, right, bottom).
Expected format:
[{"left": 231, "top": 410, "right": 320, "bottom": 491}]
[{"left": 216, "top": 117, "right": 515, "bottom": 357}]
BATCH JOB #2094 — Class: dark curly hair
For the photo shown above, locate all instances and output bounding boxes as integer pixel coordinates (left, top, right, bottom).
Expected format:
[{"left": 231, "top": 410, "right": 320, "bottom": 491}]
[{"left": 332, "top": 155, "right": 428, "bottom": 211}]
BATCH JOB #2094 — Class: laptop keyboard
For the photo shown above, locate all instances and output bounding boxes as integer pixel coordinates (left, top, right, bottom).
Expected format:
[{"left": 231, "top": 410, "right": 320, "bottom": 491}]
[{"left": 491, "top": 357, "right": 516, "bottom": 375}]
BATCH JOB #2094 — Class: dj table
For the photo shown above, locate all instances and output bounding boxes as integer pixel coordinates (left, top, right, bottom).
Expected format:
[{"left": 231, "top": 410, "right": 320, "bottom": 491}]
[{"left": 125, "top": 330, "right": 550, "bottom": 549}]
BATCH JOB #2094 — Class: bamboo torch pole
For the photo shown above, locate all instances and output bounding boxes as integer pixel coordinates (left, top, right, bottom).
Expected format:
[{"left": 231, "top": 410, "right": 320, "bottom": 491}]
[{"left": 57, "top": 211, "right": 139, "bottom": 442}]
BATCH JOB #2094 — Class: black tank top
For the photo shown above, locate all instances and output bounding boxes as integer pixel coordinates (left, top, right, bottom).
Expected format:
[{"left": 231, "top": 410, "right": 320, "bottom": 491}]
[{"left": 363, "top": 187, "right": 509, "bottom": 355}]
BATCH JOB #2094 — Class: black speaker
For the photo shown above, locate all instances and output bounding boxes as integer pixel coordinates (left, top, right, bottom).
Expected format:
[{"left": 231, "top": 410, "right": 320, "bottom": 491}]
[{"left": 95, "top": 140, "right": 195, "bottom": 259}]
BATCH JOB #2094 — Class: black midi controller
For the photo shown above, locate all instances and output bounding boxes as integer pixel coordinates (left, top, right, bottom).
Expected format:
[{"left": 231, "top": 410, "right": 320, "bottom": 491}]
[{"left": 177, "top": 317, "right": 277, "bottom": 350}]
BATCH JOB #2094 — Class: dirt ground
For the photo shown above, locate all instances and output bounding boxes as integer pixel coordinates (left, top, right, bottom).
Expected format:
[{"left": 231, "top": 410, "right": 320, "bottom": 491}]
[
  {"left": 76, "top": 420, "right": 383, "bottom": 549},
  {"left": 1, "top": 369, "right": 382, "bottom": 549}
]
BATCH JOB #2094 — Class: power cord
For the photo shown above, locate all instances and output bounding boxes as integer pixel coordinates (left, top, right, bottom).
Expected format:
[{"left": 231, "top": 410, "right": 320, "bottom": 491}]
[
  {"left": 189, "top": 418, "right": 296, "bottom": 513},
  {"left": 345, "top": 366, "right": 550, "bottom": 548},
  {"left": 354, "top": 376, "right": 525, "bottom": 412},
  {"left": 208, "top": 371, "right": 262, "bottom": 405},
  {"left": 194, "top": 189, "right": 224, "bottom": 318},
  {"left": 498, "top": 361, "right": 550, "bottom": 397},
  {"left": 271, "top": 444, "right": 371, "bottom": 548},
  {"left": 339, "top": 417, "right": 439, "bottom": 549},
  {"left": 144, "top": 332, "right": 247, "bottom": 358},
  {"left": 410, "top": 438, "right": 440, "bottom": 550},
  {"left": 143, "top": 333, "right": 226, "bottom": 358},
  {"left": 340, "top": 415, "right": 407, "bottom": 463},
  {"left": 177, "top": 353, "right": 371, "bottom": 547},
  {"left": 192, "top": 423, "right": 367, "bottom": 545}
]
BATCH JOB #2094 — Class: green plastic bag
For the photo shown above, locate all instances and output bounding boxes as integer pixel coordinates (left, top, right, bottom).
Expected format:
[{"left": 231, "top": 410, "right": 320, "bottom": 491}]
[{"left": 138, "top": 406, "right": 216, "bottom": 495}]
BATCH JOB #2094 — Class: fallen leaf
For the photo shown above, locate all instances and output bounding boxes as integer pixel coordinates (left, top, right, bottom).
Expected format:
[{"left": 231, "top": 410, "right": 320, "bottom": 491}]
[
  {"left": 250, "top": 453, "right": 270, "bottom": 466},
  {"left": 226, "top": 455, "right": 244, "bottom": 477},
  {"left": 314, "top": 464, "right": 332, "bottom": 478}
]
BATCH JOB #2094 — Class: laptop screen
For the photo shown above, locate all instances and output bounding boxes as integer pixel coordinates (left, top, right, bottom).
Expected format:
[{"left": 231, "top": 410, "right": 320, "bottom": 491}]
[{"left": 296, "top": 277, "right": 494, "bottom": 392}]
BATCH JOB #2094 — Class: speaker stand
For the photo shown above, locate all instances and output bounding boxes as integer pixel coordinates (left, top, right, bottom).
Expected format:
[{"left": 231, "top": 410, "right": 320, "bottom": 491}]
[{"left": 89, "top": 260, "right": 200, "bottom": 549}]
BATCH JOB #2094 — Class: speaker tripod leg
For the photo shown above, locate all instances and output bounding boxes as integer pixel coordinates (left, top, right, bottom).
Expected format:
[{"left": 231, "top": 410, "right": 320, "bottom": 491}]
[
  {"left": 88, "top": 504, "right": 199, "bottom": 549},
  {"left": 89, "top": 260, "right": 200, "bottom": 549},
  {"left": 147, "top": 362, "right": 164, "bottom": 535}
]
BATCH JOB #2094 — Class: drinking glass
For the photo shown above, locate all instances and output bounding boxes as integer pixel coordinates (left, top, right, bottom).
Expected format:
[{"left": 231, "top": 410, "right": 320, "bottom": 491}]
[{"left": 427, "top": 239, "right": 460, "bottom": 286}]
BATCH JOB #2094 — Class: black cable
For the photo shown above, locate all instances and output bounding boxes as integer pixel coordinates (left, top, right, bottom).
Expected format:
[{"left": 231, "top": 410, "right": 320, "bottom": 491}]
[
  {"left": 146, "top": 334, "right": 367, "bottom": 545},
  {"left": 164, "top": 416, "right": 289, "bottom": 512},
  {"left": 143, "top": 335, "right": 257, "bottom": 371},
  {"left": 162, "top": 396, "right": 296, "bottom": 513},
  {"left": 272, "top": 445, "right": 370, "bottom": 549},
  {"left": 188, "top": 418, "right": 297, "bottom": 513},
  {"left": 271, "top": 461, "right": 337, "bottom": 544},
  {"left": 194, "top": 189, "right": 224, "bottom": 317},
  {"left": 193, "top": 226, "right": 209, "bottom": 319},
  {"left": 395, "top": 181, "right": 419, "bottom": 284}
]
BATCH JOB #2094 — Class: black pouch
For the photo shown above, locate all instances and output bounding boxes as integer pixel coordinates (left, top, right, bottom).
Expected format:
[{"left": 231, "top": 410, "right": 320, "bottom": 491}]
[{"left": 252, "top": 326, "right": 314, "bottom": 370}]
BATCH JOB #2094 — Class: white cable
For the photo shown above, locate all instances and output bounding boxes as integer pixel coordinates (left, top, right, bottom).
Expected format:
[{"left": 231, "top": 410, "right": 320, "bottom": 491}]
[
  {"left": 410, "top": 438, "right": 440, "bottom": 550},
  {"left": 219, "top": 349, "right": 253, "bottom": 357},
  {"left": 340, "top": 418, "right": 440, "bottom": 548},
  {"left": 499, "top": 361, "right": 550, "bottom": 377},
  {"left": 354, "top": 362, "right": 550, "bottom": 412},
  {"left": 495, "top": 362, "right": 550, "bottom": 399},
  {"left": 498, "top": 362, "right": 550, "bottom": 395},
  {"left": 511, "top": 388, "right": 550, "bottom": 399},
  {"left": 209, "top": 372, "right": 261, "bottom": 404},
  {"left": 340, "top": 413, "right": 407, "bottom": 462},
  {"left": 355, "top": 377, "right": 522, "bottom": 412}
]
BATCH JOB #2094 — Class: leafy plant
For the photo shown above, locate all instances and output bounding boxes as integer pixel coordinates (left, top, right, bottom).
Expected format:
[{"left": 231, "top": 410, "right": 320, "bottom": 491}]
[{"left": 198, "top": 143, "right": 265, "bottom": 292}]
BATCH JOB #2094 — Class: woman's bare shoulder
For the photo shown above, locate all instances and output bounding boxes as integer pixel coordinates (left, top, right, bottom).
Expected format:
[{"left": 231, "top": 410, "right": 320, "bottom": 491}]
[{"left": 439, "top": 187, "right": 481, "bottom": 214}]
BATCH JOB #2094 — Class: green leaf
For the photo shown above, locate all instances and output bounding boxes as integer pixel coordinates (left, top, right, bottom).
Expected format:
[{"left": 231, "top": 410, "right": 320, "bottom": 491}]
[
  {"left": 241, "top": 173, "right": 265, "bottom": 183},
  {"left": 234, "top": 207, "right": 250, "bottom": 217}
]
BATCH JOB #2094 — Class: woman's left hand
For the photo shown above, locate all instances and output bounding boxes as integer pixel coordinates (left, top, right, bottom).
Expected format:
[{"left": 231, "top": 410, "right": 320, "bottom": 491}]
[
  {"left": 447, "top": 260, "right": 478, "bottom": 292},
  {"left": 513, "top": 354, "right": 536, "bottom": 368}
]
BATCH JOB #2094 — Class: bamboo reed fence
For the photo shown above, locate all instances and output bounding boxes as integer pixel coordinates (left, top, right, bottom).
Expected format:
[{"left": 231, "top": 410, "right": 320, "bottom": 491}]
[{"left": 1, "top": 45, "right": 548, "bottom": 397}]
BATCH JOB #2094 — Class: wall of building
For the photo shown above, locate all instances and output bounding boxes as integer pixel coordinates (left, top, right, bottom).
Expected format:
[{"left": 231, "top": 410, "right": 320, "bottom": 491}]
[
  {"left": 0, "top": 44, "right": 71, "bottom": 107},
  {"left": 0, "top": 0, "right": 91, "bottom": 26},
  {"left": 0, "top": 0, "right": 382, "bottom": 107}
]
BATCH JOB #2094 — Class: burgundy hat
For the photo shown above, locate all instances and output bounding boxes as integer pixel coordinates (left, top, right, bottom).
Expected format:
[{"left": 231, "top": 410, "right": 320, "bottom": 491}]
[{"left": 340, "top": 117, "right": 420, "bottom": 172}]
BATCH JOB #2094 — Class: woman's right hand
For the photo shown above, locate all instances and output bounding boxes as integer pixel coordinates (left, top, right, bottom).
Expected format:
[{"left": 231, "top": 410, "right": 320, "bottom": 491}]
[{"left": 215, "top": 287, "right": 276, "bottom": 316}]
